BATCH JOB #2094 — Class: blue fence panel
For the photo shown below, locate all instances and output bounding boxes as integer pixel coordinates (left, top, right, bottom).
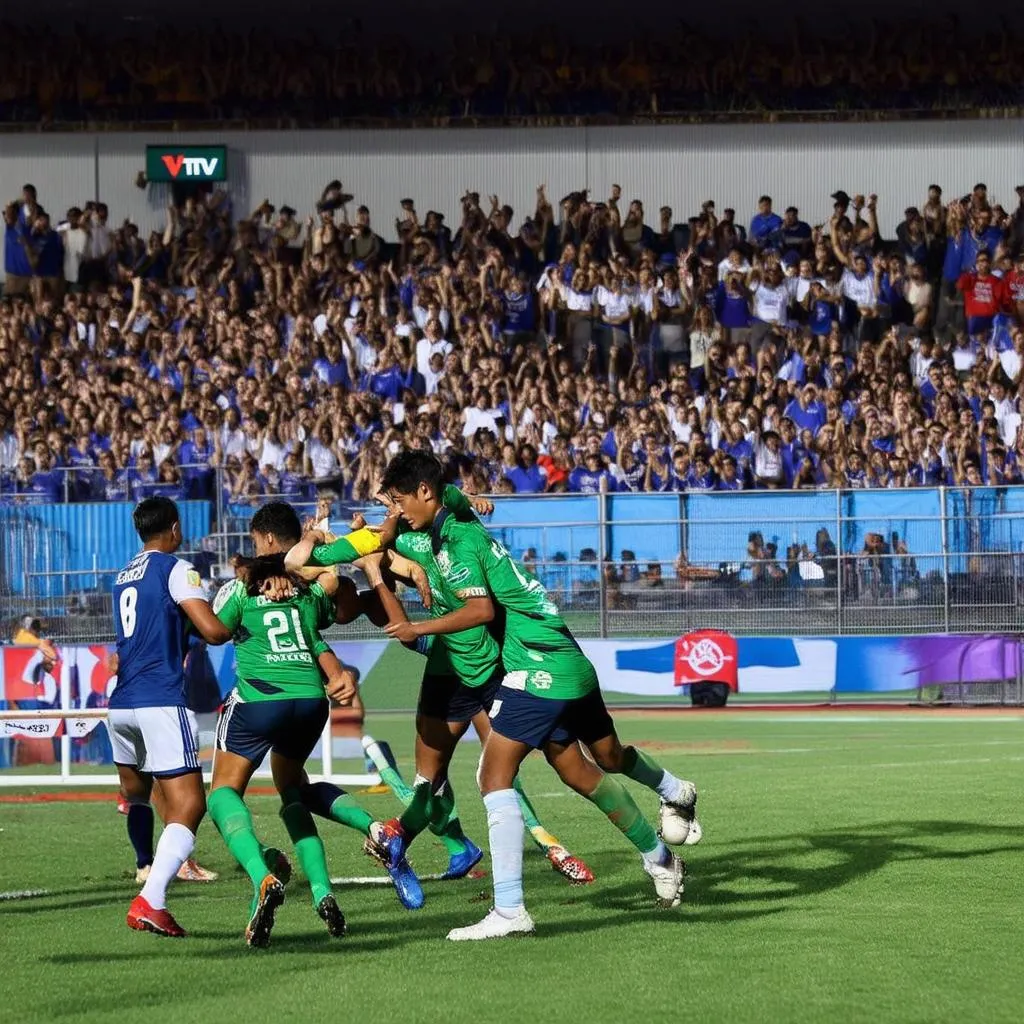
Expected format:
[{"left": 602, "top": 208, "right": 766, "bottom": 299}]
[
  {"left": 486, "top": 496, "right": 599, "bottom": 566},
  {"left": 945, "top": 487, "right": 1024, "bottom": 574},
  {"left": 0, "top": 501, "right": 211, "bottom": 596},
  {"left": 685, "top": 491, "right": 838, "bottom": 578},
  {"left": 606, "top": 494, "right": 682, "bottom": 572},
  {"left": 841, "top": 489, "right": 943, "bottom": 560}
]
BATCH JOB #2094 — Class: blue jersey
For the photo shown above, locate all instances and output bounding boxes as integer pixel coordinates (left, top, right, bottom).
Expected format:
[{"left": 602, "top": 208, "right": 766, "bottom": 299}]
[{"left": 109, "top": 550, "right": 208, "bottom": 709}]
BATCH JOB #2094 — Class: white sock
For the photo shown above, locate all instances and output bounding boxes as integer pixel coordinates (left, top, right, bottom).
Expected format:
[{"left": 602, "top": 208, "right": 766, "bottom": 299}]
[
  {"left": 140, "top": 823, "right": 195, "bottom": 909},
  {"left": 658, "top": 772, "right": 691, "bottom": 804},
  {"left": 641, "top": 839, "right": 671, "bottom": 867},
  {"left": 483, "top": 789, "right": 525, "bottom": 918}
]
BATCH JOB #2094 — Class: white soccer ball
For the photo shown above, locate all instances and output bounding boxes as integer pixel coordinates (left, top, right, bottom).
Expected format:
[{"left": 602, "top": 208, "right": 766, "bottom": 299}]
[{"left": 658, "top": 803, "right": 692, "bottom": 846}]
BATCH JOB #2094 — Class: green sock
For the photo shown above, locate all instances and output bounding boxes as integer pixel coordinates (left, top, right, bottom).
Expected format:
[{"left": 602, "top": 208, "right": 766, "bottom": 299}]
[
  {"left": 208, "top": 787, "right": 270, "bottom": 894},
  {"left": 280, "top": 788, "right": 332, "bottom": 908},
  {"left": 398, "top": 779, "right": 436, "bottom": 838},
  {"left": 621, "top": 746, "right": 669, "bottom": 792},
  {"left": 429, "top": 782, "right": 472, "bottom": 854},
  {"left": 301, "top": 781, "right": 374, "bottom": 837},
  {"left": 587, "top": 774, "right": 661, "bottom": 856},
  {"left": 379, "top": 764, "right": 415, "bottom": 803},
  {"left": 513, "top": 776, "right": 563, "bottom": 852}
]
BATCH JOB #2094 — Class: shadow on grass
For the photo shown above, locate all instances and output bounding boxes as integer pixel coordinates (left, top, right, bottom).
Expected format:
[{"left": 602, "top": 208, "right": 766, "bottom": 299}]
[{"left": 27, "top": 819, "right": 1024, "bottom": 956}]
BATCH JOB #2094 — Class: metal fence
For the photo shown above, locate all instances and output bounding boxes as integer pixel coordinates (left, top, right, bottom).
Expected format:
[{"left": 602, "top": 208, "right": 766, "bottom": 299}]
[{"left": 2, "top": 486, "right": 1023, "bottom": 644}]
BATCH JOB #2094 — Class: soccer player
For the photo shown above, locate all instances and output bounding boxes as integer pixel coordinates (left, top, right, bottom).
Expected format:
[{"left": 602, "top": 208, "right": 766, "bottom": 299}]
[
  {"left": 110, "top": 497, "right": 234, "bottom": 938},
  {"left": 207, "top": 502, "right": 421, "bottom": 948},
  {"left": 378, "top": 452, "right": 701, "bottom": 940},
  {"left": 286, "top": 492, "right": 594, "bottom": 887}
]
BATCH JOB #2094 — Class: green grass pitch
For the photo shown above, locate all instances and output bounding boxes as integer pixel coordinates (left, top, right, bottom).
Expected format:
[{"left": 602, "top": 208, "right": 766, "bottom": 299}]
[{"left": 2, "top": 709, "right": 1023, "bottom": 1024}]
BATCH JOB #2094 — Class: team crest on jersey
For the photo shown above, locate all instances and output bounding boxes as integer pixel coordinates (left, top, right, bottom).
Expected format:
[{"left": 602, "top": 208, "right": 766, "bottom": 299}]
[
  {"left": 213, "top": 579, "right": 241, "bottom": 614},
  {"left": 531, "top": 671, "right": 553, "bottom": 690},
  {"left": 186, "top": 569, "right": 202, "bottom": 588}
]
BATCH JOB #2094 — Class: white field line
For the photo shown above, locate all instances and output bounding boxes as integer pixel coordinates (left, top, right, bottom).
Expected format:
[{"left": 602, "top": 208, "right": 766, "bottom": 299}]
[{"left": 0, "top": 889, "right": 51, "bottom": 901}]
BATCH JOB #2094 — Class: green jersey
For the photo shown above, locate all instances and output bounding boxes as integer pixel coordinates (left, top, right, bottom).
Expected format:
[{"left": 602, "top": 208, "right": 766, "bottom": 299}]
[
  {"left": 213, "top": 579, "right": 335, "bottom": 703},
  {"left": 436, "top": 516, "right": 598, "bottom": 700},
  {"left": 394, "top": 530, "right": 500, "bottom": 687}
]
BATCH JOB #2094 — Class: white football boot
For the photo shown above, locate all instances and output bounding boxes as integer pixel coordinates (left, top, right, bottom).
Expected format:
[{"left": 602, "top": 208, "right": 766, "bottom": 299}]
[{"left": 447, "top": 907, "right": 536, "bottom": 941}]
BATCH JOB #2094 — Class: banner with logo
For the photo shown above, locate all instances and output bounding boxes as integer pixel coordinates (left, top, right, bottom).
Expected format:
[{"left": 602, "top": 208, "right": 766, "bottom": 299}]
[
  {"left": 145, "top": 145, "right": 227, "bottom": 183},
  {"left": 582, "top": 634, "right": 1023, "bottom": 697}
]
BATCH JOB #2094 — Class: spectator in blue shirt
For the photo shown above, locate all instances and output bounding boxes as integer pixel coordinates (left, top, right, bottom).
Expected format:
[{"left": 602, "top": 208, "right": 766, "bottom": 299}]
[
  {"left": 24, "top": 452, "right": 63, "bottom": 502},
  {"left": 504, "top": 443, "right": 549, "bottom": 493},
  {"left": 180, "top": 426, "right": 216, "bottom": 499},
  {"left": 3, "top": 201, "right": 32, "bottom": 295},
  {"left": 750, "top": 196, "right": 783, "bottom": 249},
  {"left": 779, "top": 207, "right": 812, "bottom": 256},
  {"left": 784, "top": 384, "right": 827, "bottom": 436},
  {"left": 569, "top": 451, "right": 616, "bottom": 493}
]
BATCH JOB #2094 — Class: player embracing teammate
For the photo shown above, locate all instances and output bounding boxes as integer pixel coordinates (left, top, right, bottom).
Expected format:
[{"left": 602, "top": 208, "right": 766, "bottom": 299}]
[{"left": 288, "top": 451, "right": 702, "bottom": 941}]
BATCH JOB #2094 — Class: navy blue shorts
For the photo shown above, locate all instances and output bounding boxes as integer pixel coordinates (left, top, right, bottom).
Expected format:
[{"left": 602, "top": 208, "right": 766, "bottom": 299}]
[
  {"left": 216, "top": 695, "right": 329, "bottom": 765},
  {"left": 488, "top": 685, "right": 614, "bottom": 749},
  {"left": 418, "top": 672, "right": 502, "bottom": 724}
]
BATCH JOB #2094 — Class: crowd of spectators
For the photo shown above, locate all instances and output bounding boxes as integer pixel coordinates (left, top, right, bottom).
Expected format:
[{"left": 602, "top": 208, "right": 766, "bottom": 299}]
[
  {"left": 5, "top": 167, "right": 1024, "bottom": 510},
  {"left": 2, "top": 18, "right": 1024, "bottom": 126}
]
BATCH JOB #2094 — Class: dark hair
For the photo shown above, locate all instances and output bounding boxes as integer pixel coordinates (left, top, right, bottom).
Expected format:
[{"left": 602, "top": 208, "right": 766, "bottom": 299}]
[
  {"left": 759, "top": 195, "right": 772, "bottom": 204},
  {"left": 234, "top": 554, "right": 310, "bottom": 598},
  {"left": 381, "top": 450, "right": 444, "bottom": 497},
  {"left": 133, "top": 496, "right": 179, "bottom": 541},
  {"left": 250, "top": 501, "right": 302, "bottom": 544}
]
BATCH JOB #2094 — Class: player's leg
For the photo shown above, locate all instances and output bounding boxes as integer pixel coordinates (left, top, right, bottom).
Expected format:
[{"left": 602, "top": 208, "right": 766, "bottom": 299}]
[
  {"left": 299, "top": 774, "right": 375, "bottom": 837},
  {"left": 542, "top": 738, "right": 684, "bottom": 908},
  {"left": 585, "top": 706, "right": 702, "bottom": 846},
  {"left": 363, "top": 734, "right": 480, "bottom": 878},
  {"left": 472, "top": 708, "right": 594, "bottom": 885},
  {"left": 109, "top": 709, "right": 155, "bottom": 882},
  {"left": 447, "top": 724, "right": 534, "bottom": 941},
  {"left": 151, "top": 780, "right": 219, "bottom": 882},
  {"left": 563, "top": 688, "right": 686, "bottom": 905},
  {"left": 121, "top": 707, "right": 207, "bottom": 937},
  {"left": 265, "top": 697, "right": 346, "bottom": 936},
  {"left": 207, "top": 699, "right": 285, "bottom": 946}
]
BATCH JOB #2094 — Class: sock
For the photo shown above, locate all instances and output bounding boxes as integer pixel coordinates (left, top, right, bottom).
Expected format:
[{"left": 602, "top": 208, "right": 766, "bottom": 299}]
[
  {"left": 280, "top": 787, "right": 333, "bottom": 907},
  {"left": 126, "top": 802, "right": 155, "bottom": 869},
  {"left": 483, "top": 789, "right": 525, "bottom": 917},
  {"left": 398, "top": 776, "right": 436, "bottom": 838},
  {"left": 301, "top": 781, "right": 374, "bottom": 837},
  {"left": 379, "top": 763, "right": 416, "bottom": 803},
  {"left": 139, "top": 822, "right": 194, "bottom": 910},
  {"left": 622, "top": 745, "right": 684, "bottom": 802},
  {"left": 429, "top": 780, "right": 472, "bottom": 852},
  {"left": 208, "top": 787, "right": 271, "bottom": 893},
  {"left": 587, "top": 773, "right": 667, "bottom": 864},
  {"left": 513, "top": 777, "right": 561, "bottom": 852}
]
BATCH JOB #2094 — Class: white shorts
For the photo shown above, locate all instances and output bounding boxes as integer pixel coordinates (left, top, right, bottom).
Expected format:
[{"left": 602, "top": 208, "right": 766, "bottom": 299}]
[{"left": 107, "top": 706, "right": 201, "bottom": 777}]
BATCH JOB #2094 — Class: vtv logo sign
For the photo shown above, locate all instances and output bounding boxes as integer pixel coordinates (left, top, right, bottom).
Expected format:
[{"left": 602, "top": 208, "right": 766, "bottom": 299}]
[{"left": 160, "top": 154, "right": 220, "bottom": 179}]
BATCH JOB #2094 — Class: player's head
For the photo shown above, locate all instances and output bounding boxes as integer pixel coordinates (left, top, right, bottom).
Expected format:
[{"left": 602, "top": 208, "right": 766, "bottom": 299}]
[
  {"left": 250, "top": 501, "right": 302, "bottom": 556},
  {"left": 381, "top": 450, "right": 445, "bottom": 531},
  {"left": 133, "top": 497, "right": 182, "bottom": 551}
]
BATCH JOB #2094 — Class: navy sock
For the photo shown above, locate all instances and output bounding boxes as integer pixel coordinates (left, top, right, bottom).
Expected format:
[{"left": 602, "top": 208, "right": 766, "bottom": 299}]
[{"left": 127, "top": 803, "right": 155, "bottom": 869}]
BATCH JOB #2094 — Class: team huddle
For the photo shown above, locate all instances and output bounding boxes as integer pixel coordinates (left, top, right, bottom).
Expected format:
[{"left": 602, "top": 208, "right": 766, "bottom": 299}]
[{"left": 110, "top": 451, "right": 701, "bottom": 944}]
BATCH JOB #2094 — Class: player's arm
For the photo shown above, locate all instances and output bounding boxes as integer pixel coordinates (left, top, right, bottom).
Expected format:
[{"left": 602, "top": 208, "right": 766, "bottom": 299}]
[
  {"left": 171, "top": 561, "right": 233, "bottom": 645},
  {"left": 382, "top": 538, "right": 493, "bottom": 643},
  {"left": 285, "top": 525, "right": 386, "bottom": 571},
  {"left": 317, "top": 646, "right": 357, "bottom": 705},
  {"left": 355, "top": 551, "right": 430, "bottom": 634},
  {"left": 441, "top": 483, "right": 493, "bottom": 519}
]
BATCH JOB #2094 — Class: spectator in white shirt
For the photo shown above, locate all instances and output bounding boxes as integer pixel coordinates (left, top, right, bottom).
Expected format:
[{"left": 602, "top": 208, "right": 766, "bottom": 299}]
[
  {"left": 57, "top": 207, "right": 88, "bottom": 294},
  {"left": 415, "top": 320, "right": 453, "bottom": 379},
  {"left": 749, "top": 262, "right": 790, "bottom": 348},
  {"left": 717, "top": 247, "right": 752, "bottom": 283}
]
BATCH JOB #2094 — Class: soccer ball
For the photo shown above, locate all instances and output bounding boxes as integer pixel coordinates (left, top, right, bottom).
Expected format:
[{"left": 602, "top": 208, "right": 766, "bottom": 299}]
[{"left": 658, "top": 803, "right": 692, "bottom": 846}]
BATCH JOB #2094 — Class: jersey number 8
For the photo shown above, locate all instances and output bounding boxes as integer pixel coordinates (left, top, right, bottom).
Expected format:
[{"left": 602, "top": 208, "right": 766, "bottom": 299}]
[{"left": 119, "top": 587, "right": 138, "bottom": 638}]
